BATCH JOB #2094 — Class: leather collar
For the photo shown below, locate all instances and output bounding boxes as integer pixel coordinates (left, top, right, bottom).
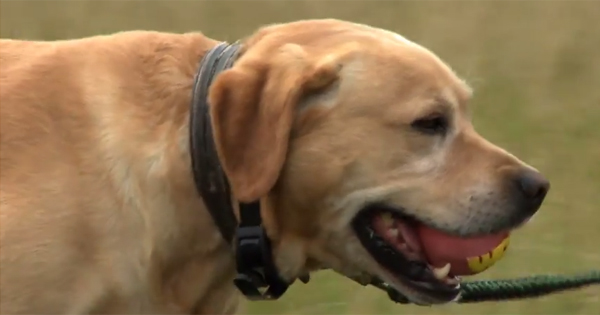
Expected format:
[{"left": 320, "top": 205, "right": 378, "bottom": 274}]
[{"left": 189, "top": 42, "right": 240, "bottom": 244}]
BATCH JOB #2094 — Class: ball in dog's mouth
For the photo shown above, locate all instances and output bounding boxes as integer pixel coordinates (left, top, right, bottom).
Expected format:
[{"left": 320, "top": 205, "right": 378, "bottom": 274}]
[{"left": 351, "top": 205, "right": 510, "bottom": 303}]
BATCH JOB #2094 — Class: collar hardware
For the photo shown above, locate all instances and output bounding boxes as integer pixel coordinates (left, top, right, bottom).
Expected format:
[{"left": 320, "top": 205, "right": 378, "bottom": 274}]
[{"left": 233, "top": 202, "right": 289, "bottom": 300}]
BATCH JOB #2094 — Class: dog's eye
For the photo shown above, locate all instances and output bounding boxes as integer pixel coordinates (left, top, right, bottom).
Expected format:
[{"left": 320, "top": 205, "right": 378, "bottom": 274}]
[{"left": 411, "top": 115, "right": 448, "bottom": 135}]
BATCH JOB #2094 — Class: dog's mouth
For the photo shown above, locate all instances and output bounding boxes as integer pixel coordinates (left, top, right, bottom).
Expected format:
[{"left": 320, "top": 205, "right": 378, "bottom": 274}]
[{"left": 351, "top": 205, "right": 464, "bottom": 303}]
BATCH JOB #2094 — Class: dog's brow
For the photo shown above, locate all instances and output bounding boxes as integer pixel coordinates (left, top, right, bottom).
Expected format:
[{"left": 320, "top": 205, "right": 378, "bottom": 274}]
[
  {"left": 456, "top": 81, "right": 473, "bottom": 111},
  {"left": 433, "top": 97, "right": 454, "bottom": 114},
  {"left": 438, "top": 83, "right": 471, "bottom": 114}
]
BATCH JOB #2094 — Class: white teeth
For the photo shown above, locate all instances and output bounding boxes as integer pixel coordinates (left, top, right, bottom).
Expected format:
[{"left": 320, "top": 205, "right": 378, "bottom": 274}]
[
  {"left": 432, "top": 263, "right": 451, "bottom": 280},
  {"left": 388, "top": 228, "right": 399, "bottom": 238},
  {"left": 381, "top": 213, "right": 394, "bottom": 226}
]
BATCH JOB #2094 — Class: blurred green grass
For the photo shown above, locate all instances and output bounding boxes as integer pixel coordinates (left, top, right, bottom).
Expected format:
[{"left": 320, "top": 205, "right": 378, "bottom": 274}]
[{"left": 2, "top": 1, "right": 599, "bottom": 314}]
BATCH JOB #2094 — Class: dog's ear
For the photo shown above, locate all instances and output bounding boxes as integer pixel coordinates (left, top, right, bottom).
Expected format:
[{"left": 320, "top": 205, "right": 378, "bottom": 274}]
[{"left": 208, "top": 44, "right": 340, "bottom": 202}]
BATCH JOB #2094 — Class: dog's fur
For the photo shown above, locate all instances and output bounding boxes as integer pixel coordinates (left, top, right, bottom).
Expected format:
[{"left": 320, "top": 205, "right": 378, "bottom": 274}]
[{"left": 0, "top": 19, "right": 549, "bottom": 313}]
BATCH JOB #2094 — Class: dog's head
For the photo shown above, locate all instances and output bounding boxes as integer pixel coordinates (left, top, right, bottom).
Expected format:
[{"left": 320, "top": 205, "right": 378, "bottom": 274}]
[{"left": 208, "top": 19, "right": 549, "bottom": 305}]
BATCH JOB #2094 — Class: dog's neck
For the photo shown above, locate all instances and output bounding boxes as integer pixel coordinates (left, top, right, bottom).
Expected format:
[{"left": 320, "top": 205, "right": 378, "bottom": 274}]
[{"left": 126, "top": 34, "right": 310, "bottom": 302}]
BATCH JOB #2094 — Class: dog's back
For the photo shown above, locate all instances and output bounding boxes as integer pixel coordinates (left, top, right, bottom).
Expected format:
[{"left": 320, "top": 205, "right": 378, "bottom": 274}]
[
  {"left": 0, "top": 35, "right": 151, "bottom": 314},
  {"left": 1, "top": 37, "right": 109, "bottom": 313}
]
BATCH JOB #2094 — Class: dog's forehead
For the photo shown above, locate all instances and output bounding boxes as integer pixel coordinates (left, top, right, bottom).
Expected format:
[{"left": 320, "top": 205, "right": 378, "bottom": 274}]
[
  {"left": 264, "top": 20, "right": 472, "bottom": 109},
  {"left": 331, "top": 24, "right": 458, "bottom": 78},
  {"left": 353, "top": 23, "right": 423, "bottom": 49},
  {"left": 358, "top": 25, "right": 473, "bottom": 109}
]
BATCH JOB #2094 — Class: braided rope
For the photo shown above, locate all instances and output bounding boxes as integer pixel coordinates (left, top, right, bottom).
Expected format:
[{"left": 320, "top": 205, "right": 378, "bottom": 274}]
[
  {"left": 457, "top": 271, "right": 600, "bottom": 303},
  {"left": 381, "top": 271, "right": 600, "bottom": 304}
]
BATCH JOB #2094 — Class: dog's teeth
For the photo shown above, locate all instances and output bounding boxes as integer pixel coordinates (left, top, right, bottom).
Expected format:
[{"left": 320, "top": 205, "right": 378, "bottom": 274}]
[
  {"left": 432, "top": 263, "right": 451, "bottom": 280},
  {"left": 388, "top": 228, "right": 399, "bottom": 238},
  {"left": 381, "top": 213, "right": 394, "bottom": 226}
]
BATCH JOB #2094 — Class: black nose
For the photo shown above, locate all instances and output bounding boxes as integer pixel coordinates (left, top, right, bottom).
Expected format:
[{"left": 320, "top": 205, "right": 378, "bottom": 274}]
[{"left": 515, "top": 169, "right": 550, "bottom": 213}]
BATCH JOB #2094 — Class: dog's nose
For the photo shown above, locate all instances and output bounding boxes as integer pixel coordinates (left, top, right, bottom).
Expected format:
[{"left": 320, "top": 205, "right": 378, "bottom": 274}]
[{"left": 515, "top": 169, "right": 550, "bottom": 213}]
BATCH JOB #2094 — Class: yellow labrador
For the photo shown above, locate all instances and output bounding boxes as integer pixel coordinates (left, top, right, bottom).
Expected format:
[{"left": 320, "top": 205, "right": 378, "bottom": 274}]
[{"left": 0, "top": 19, "right": 549, "bottom": 314}]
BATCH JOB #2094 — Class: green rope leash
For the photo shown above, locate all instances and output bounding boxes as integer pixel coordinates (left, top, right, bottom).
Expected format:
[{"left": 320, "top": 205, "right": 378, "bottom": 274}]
[{"left": 379, "top": 271, "right": 600, "bottom": 304}]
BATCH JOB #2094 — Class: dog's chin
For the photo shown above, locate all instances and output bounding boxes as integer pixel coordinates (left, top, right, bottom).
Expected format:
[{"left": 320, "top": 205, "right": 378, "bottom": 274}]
[{"left": 350, "top": 204, "right": 462, "bottom": 305}]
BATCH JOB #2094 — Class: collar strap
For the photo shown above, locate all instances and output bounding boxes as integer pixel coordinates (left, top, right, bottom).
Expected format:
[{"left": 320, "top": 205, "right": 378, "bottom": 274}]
[{"left": 189, "top": 42, "right": 290, "bottom": 300}]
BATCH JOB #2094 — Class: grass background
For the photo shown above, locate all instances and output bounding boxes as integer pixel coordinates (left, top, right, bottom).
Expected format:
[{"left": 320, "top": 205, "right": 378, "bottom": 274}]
[{"left": 1, "top": 0, "right": 598, "bottom": 314}]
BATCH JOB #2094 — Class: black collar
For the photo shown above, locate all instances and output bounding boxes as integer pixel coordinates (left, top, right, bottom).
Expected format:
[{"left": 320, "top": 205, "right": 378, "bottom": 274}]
[
  {"left": 189, "top": 42, "right": 290, "bottom": 300},
  {"left": 189, "top": 42, "right": 239, "bottom": 245}
]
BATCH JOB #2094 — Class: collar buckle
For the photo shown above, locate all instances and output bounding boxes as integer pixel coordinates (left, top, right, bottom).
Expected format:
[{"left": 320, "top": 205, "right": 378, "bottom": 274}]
[{"left": 233, "top": 224, "right": 288, "bottom": 300}]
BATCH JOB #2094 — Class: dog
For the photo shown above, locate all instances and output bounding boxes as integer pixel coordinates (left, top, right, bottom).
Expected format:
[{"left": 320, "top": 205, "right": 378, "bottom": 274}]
[{"left": 0, "top": 19, "right": 550, "bottom": 314}]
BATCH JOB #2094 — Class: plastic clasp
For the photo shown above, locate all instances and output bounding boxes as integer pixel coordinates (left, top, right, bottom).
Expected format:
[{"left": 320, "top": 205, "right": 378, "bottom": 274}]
[{"left": 233, "top": 225, "right": 288, "bottom": 300}]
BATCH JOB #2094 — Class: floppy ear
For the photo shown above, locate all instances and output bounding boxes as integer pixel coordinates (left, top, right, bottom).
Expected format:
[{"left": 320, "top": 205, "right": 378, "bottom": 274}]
[{"left": 208, "top": 44, "right": 340, "bottom": 202}]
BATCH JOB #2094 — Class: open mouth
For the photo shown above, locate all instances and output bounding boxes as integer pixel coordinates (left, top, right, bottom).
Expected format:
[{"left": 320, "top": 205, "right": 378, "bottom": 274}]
[{"left": 352, "top": 204, "right": 510, "bottom": 303}]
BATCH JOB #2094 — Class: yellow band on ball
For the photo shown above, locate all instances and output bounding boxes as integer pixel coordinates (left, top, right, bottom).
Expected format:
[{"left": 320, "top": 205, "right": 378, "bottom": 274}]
[{"left": 467, "top": 237, "right": 510, "bottom": 274}]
